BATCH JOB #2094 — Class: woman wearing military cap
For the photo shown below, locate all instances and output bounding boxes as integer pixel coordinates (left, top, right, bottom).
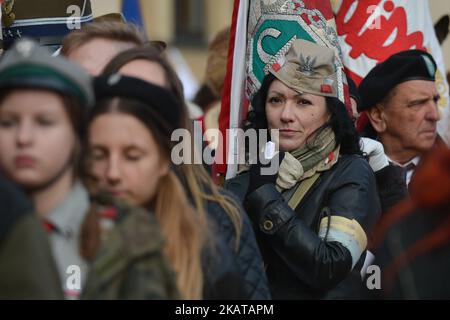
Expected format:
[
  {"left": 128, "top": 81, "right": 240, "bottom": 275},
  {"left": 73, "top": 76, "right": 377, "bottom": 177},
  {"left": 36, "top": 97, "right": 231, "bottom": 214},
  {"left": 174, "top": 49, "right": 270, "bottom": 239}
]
[
  {"left": 0, "top": 38, "right": 189, "bottom": 300},
  {"left": 0, "top": 38, "right": 176, "bottom": 301},
  {"left": 0, "top": 38, "right": 93, "bottom": 299},
  {"left": 225, "top": 39, "right": 381, "bottom": 299}
]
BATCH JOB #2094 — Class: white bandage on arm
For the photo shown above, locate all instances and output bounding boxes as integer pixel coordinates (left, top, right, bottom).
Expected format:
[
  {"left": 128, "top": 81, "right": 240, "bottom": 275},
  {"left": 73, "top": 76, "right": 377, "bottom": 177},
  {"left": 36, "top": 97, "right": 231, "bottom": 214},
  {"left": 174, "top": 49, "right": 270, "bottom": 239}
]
[{"left": 318, "top": 216, "right": 368, "bottom": 269}]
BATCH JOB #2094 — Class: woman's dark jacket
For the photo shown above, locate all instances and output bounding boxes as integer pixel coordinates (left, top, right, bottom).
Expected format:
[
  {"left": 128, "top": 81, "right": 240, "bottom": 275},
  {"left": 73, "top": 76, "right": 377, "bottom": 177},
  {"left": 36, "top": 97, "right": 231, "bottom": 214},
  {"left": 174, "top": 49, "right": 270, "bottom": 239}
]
[
  {"left": 204, "top": 188, "right": 271, "bottom": 299},
  {"left": 225, "top": 154, "right": 381, "bottom": 299}
]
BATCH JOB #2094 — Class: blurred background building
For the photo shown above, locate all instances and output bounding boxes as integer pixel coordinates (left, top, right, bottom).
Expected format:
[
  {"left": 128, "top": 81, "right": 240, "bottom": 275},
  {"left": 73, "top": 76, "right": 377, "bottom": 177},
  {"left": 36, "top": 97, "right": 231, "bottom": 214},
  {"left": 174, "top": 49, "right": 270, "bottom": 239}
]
[
  {"left": 90, "top": 0, "right": 449, "bottom": 92},
  {"left": 90, "top": 0, "right": 233, "bottom": 99}
]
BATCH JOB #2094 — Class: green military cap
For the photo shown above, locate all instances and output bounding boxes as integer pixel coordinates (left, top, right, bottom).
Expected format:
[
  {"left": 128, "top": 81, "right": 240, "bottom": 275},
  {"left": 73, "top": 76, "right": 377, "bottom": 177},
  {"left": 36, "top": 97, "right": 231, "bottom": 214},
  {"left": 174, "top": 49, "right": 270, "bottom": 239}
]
[
  {"left": 268, "top": 39, "right": 339, "bottom": 98},
  {"left": 0, "top": 38, "right": 94, "bottom": 106}
]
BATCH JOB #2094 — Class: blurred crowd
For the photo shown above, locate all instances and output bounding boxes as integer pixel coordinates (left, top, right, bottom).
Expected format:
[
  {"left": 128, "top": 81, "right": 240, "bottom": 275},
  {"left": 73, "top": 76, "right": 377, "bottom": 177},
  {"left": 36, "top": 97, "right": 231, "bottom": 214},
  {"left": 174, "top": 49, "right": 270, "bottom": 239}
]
[{"left": 1, "top": 1, "right": 450, "bottom": 300}]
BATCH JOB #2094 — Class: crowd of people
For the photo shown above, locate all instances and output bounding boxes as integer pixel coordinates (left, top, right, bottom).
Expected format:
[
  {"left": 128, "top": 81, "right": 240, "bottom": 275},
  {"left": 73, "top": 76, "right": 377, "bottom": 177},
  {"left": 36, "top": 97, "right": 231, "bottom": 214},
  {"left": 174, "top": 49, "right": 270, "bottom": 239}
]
[{"left": 0, "top": 16, "right": 449, "bottom": 300}]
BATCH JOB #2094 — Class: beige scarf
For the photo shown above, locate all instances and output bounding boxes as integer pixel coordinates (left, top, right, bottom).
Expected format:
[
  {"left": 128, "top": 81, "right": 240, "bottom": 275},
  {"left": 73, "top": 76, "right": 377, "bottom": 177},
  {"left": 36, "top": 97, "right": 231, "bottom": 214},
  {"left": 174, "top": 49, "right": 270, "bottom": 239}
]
[{"left": 276, "top": 127, "right": 340, "bottom": 191}]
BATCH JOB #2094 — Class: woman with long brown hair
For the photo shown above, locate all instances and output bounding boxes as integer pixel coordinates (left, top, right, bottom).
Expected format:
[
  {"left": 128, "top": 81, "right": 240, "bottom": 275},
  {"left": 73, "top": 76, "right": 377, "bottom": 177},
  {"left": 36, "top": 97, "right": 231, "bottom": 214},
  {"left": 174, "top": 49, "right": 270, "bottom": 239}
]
[
  {"left": 82, "top": 74, "right": 244, "bottom": 299},
  {"left": 102, "top": 46, "right": 271, "bottom": 299}
]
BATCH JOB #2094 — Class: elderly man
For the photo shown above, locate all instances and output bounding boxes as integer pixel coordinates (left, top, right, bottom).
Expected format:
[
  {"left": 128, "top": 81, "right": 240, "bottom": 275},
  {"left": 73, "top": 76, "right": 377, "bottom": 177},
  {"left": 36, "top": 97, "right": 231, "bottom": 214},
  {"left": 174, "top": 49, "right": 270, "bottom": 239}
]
[{"left": 359, "top": 50, "right": 441, "bottom": 186}]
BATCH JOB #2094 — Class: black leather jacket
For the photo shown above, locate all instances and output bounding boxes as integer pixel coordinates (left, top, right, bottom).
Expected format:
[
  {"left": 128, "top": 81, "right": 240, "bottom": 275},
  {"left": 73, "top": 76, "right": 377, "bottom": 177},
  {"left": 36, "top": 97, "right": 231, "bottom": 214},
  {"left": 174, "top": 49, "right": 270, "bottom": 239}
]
[{"left": 225, "top": 154, "right": 381, "bottom": 299}]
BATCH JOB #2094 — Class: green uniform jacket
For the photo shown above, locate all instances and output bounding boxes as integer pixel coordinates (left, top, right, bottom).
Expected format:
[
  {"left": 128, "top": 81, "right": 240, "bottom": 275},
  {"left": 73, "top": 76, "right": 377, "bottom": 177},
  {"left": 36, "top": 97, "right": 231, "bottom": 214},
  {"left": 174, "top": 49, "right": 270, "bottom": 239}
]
[
  {"left": 0, "top": 176, "right": 63, "bottom": 299},
  {"left": 81, "top": 194, "right": 180, "bottom": 300}
]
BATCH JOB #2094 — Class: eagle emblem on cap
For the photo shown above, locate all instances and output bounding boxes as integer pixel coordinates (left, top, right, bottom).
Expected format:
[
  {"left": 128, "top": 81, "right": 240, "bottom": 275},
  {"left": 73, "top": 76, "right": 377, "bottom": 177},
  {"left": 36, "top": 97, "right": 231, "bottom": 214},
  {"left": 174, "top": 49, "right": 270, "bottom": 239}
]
[{"left": 298, "top": 54, "right": 316, "bottom": 76}]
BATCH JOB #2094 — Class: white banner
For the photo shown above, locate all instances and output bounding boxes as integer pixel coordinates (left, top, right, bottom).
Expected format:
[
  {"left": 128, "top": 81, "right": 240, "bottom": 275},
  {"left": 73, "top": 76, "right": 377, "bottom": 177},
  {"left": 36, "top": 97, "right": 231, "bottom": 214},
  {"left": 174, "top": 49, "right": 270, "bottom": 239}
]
[
  {"left": 332, "top": 0, "right": 450, "bottom": 145},
  {"left": 332, "top": 0, "right": 450, "bottom": 144}
]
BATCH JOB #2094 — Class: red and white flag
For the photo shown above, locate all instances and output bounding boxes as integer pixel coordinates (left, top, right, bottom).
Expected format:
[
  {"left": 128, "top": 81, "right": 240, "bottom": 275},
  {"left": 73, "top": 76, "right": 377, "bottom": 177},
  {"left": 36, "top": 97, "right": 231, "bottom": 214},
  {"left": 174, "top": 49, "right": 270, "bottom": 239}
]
[
  {"left": 332, "top": 0, "right": 450, "bottom": 145},
  {"left": 215, "top": 0, "right": 249, "bottom": 180}
]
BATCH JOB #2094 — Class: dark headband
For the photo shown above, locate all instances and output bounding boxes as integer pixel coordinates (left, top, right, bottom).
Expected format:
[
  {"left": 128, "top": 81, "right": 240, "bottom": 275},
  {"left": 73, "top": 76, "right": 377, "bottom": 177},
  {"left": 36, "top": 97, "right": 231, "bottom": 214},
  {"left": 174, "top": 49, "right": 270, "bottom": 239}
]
[{"left": 94, "top": 74, "right": 181, "bottom": 130}]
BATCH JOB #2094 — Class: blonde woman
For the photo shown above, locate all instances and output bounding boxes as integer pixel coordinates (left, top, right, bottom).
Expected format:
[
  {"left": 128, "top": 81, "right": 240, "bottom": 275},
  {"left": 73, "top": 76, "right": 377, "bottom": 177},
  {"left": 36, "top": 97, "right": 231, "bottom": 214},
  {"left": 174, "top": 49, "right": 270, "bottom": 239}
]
[
  {"left": 82, "top": 74, "right": 245, "bottom": 299},
  {"left": 102, "top": 46, "right": 271, "bottom": 299}
]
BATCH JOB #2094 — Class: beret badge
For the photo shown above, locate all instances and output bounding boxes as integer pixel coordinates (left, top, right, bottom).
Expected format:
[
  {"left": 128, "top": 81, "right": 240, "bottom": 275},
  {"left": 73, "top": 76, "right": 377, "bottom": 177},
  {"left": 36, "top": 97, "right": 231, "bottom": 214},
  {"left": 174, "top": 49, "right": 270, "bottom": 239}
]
[{"left": 422, "top": 54, "right": 436, "bottom": 78}]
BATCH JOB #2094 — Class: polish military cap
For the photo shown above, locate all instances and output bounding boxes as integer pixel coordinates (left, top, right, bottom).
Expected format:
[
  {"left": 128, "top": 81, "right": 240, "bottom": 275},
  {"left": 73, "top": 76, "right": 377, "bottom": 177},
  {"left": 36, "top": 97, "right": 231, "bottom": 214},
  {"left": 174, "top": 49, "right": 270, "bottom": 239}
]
[
  {"left": 268, "top": 39, "right": 339, "bottom": 98},
  {"left": 358, "top": 49, "right": 437, "bottom": 112},
  {"left": 1, "top": 0, "right": 93, "bottom": 50},
  {"left": 0, "top": 38, "right": 94, "bottom": 106}
]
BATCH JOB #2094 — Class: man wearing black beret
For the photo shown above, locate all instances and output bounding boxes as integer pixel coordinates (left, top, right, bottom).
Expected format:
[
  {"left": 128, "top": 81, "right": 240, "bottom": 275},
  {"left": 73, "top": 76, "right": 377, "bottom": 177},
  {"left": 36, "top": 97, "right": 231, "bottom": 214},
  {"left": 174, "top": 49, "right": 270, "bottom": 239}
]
[{"left": 359, "top": 49, "right": 441, "bottom": 187}]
